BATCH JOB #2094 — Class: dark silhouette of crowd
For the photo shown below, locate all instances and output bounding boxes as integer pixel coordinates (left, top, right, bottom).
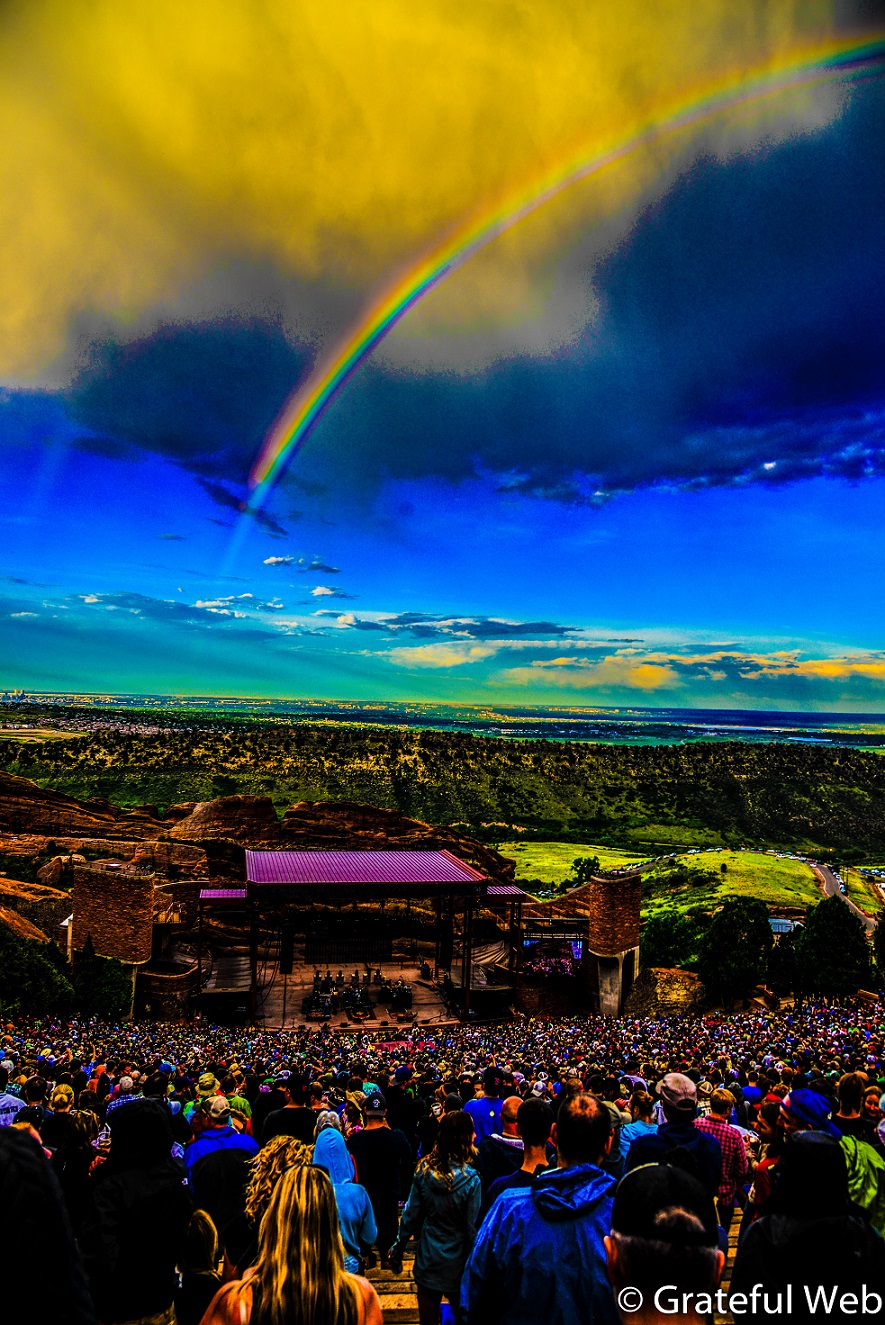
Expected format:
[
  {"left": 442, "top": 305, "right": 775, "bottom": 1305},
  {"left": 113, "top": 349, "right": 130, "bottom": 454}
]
[{"left": 3, "top": 1000, "right": 885, "bottom": 1324}]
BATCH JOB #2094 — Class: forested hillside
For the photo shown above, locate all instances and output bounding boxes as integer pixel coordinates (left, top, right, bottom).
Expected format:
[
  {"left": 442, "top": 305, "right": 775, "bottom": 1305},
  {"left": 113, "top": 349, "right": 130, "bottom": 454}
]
[{"left": 3, "top": 713, "right": 885, "bottom": 853}]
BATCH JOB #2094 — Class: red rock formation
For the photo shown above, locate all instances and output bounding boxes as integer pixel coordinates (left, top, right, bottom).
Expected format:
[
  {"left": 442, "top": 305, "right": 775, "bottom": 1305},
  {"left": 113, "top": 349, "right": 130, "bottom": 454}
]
[
  {"left": 0, "top": 771, "right": 162, "bottom": 838},
  {"left": 0, "top": 774, "right": 515, "bottom": 888},
  {"left": 0, "top": 877, "right": 71, "bottom": 932},
  {"left": 623, "top": 966, "right": 707, "bottom": 1016},
  {"left": 0, "top": 907, "right": 50, "bottom": 943},
  {"left": 167, "top": 795, "right": 281, "bottom": 844}
]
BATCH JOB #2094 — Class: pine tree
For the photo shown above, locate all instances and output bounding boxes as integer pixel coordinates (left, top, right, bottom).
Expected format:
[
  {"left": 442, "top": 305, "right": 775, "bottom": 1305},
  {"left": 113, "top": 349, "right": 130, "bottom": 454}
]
[
  {"left": 0, "top": 927, "right": 75, "bottom": 1017},
  {"left": 795, "top": 896, "right": 874, "bottom": 997},
  {"left": 74, "top": 935, "right": 134, "bottom": 1019},
  {"left": 696, "top": 897, "right": 773, "bottom": 1007}
]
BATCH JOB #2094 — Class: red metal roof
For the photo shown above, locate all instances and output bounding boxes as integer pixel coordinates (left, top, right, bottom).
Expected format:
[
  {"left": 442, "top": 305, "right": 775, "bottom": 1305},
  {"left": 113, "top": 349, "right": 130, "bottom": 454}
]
[
  {"left": 199, "top": 888, "right": 248, "bottom": 902},
  {"left": 486, "top": 883, "right": 528, "bottom": 897},
  {"left": 246, "top": 848, "right": 485, "bottom": 886}
]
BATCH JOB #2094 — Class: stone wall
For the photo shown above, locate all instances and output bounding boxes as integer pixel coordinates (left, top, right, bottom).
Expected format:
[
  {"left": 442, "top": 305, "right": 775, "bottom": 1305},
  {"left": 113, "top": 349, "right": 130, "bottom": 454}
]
[
  {"left": 513, "top": 981, "right": 577, "bottom": 1017},
  {"left": 582, "top": 875, "right": 642, "bottom": 956},
  {"left": 72, "top": 866, "right": 155, "bottom": 963},
  {"left": 134, "top": 963, "right": 199, "bottom": 1020},
  {"left": 623, "top": 966, "right": 707, "bottom": 1017},
  {"left": 522, "top": 875, "right": 642, "bottom": 957}
]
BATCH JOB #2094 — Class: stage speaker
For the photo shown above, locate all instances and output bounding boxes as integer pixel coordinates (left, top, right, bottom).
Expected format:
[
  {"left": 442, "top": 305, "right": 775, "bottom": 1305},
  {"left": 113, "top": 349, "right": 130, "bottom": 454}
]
[{"left": 280, "top": 922, "right": 295, "bottom": 975}]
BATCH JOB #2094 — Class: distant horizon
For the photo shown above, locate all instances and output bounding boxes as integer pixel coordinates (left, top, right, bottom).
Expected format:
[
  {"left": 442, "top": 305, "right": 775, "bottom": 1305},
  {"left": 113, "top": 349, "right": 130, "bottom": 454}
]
[
  {"left": 4, "top": 688, "right": 885, "bottom": 715},
  {"left": 5, "top": 692, "right": 885, "bottom": 741}
]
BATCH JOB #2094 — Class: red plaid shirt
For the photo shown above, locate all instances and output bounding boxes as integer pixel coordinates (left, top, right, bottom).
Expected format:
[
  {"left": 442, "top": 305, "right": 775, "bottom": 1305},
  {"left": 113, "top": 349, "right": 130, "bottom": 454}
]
[{"left": 694, "top": 1115, "right": 748, "bottom": 1203}]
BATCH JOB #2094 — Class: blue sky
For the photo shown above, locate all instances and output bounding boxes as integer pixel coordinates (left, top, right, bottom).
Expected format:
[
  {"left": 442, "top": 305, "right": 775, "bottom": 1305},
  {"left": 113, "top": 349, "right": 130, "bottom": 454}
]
[{"left": 2, "top": 6, "right": 885, "bottom": 709}]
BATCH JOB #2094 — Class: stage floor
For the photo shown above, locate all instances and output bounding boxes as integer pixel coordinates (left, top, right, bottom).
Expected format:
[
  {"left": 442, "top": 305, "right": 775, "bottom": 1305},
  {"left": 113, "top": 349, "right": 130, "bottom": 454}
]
[{"left": 255, "top": 960, "right": 454, "bottom": 1029}]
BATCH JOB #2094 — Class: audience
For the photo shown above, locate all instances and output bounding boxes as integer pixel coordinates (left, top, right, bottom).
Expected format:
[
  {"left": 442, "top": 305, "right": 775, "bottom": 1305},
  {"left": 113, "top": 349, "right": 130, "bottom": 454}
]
[{"left": 4, "top": 1000, "right": 885, "bottom": 1325}]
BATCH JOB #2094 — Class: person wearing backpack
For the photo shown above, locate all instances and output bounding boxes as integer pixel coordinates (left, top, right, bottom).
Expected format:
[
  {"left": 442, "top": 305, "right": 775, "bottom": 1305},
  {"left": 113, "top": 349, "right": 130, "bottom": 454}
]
[{"left": 624, "top": 1074, "right": 722, "bottom": 1203}]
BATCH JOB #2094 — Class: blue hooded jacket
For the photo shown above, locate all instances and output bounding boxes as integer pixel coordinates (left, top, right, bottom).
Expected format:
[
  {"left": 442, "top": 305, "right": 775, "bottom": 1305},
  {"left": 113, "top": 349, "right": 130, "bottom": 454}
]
[
  {"left": 313, "top": 1129, "right": 377, "bottom": 1273},
  {"left": 460, "top": 1163, "right": 619, "bottom": 1325}
]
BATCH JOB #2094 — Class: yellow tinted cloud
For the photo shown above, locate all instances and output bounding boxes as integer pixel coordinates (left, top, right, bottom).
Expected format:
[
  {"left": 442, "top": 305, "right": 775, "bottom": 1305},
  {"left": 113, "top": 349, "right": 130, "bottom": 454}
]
[
  {"left": 387, "top": 642, "right": 498, "bottom": 668},
  {"left": 508, "top": 655, "right": 680, "bottom": 690},
  {"left": 0, "top": 0, "right": 842, "bottom": 377},
  {"left": 504, "top": 646, "right": 885, "bottom": 694}
]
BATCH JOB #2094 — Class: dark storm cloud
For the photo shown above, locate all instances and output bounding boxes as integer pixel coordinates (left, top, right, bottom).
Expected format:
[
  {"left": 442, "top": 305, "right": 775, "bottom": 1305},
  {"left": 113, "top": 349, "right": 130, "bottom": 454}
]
[
  {"left": 65, "top": 319, "right": 309, "bottom": 483},
  {"left": 329, "top": 611, "right": 579, "bottom": 638},
  {"left": 301, "top": 559, "right": 340, "bottom": 574},
  {"left": 50, "top": 82, "right": 885, "bottom": 505},
  {"left": 296, "top": 82, "right": 885, "bottom": 499},
  {"left": 196, "top": 478, "right": 289, "bottom": 536},
  {"left": 72, "top": 434, "right": 144, "bottom": 461}
]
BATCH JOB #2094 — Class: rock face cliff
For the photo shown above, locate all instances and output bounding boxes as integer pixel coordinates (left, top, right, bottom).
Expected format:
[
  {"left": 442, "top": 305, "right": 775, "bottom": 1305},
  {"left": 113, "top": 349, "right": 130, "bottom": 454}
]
[
  {"left": 0, "top": 774, "right": 514, "bottom": 887},
  {"left": 167, "top": 795, "right": 281, "bottom": 844},
  {"left": 0, "top": 771, "right": 162, "bottom": 838}
]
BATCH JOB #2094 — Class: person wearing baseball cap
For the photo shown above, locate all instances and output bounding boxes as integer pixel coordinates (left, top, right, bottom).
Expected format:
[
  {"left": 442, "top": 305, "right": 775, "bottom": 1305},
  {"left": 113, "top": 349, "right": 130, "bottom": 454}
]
[
  {"left": 464, "top": 1066, "right": 506, "bottom": 1143},
  {"left": 185, "top": 1094, "right": 259, "bottom": 1260},
  {"left": 475, "top": 1095, "right": 528, "bottom": 1196},
  {"left": 386, "top": 1064, "right": 420, "bottom": 1150},
  {"left": 605, "top": 1164, "right": 724, "bottom": 1321},
  {"left": 346, "top": 1092, "right": 413, "bottom": 1268},
  {"left": 624, "top": 1075, "right": 723, "bottom": 1203},
  {"left": 260, "top": 1073, "right": 317, "bottom": 1147}
]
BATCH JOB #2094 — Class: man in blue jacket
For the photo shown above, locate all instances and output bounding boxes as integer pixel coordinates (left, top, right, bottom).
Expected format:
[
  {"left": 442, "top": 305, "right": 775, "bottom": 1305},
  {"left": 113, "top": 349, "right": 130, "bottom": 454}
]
[
  {"left": 186, "top": 1096, "right": 258, "bottom": 1257},
  {"left": 460, "top": 1093, "right": 619, "bottom": 1325}
]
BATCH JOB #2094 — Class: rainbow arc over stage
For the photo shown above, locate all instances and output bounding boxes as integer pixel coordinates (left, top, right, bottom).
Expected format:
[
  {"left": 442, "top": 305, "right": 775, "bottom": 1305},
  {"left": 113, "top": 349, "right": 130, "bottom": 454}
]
[{"left": 249, "top": 33, "right": 885, "bottom": 500}]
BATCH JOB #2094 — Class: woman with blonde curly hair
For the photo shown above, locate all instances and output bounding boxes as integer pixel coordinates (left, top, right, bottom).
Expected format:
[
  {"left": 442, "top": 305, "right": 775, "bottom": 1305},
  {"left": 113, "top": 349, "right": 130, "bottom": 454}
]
[
  {"left": 225, "top": 1135, "right": 312, "bottom": 1275},
  {"left": 202, "top": 1165, "right": 382, "bottom": 1325},
  {"left": 388, "top": 1110, "right": 480, "bottom": 1325}
]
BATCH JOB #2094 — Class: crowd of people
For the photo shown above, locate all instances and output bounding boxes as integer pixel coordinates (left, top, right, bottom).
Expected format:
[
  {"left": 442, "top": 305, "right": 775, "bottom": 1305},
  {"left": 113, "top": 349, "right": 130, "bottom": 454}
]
[{"left": 4, "top": 1001, "right": 885, "bottom": 1324}]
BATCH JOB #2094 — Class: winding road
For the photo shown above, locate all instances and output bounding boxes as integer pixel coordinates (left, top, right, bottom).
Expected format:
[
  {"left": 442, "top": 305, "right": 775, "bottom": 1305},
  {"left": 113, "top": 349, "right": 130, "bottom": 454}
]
[{"left": 813, "top": 864, "right": 876, "bottom": 934}]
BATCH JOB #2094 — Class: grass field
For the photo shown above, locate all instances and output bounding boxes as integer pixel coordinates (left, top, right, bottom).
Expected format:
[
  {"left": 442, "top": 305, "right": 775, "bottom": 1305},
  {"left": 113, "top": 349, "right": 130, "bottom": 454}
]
[
  {"left": 641, "top": 850, "right": 825, "bottom": 919},
  {"left": 0, "top": 728, "right": 83, "bottom": 743},
  {"left": 843, "top": 866, "right": 884, "bottom": 916},
  {"left": 499, "top": 841, "right": 833, "bottom": 917},
  {"left": 497, "top": 841, "right": 647, "bottom": 883}
]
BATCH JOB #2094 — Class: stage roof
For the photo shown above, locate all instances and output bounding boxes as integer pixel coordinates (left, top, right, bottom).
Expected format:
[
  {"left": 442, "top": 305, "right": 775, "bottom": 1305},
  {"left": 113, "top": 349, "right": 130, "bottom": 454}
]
[
  {"left": 487, "top": 882, "right": 528, "bottom": 897},
  {"left": 246, "top": 848, "right": 485, "bottom": 887}
]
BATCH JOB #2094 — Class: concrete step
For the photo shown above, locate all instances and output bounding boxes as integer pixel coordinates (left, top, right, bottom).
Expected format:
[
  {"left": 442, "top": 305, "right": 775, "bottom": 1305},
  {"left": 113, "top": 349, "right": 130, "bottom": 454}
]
[
  {"left": 370, "top": 1228, "right": 744, "bottom": 1325},
  {"left": 367, "top": 1252, "right": 420, "bottom": 1323}
]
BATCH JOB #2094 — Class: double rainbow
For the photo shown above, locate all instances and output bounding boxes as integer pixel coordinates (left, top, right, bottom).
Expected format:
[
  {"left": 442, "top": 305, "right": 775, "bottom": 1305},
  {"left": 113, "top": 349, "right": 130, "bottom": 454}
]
[{"left": 249, "top": 33, "right": 885, "bottom": 499}]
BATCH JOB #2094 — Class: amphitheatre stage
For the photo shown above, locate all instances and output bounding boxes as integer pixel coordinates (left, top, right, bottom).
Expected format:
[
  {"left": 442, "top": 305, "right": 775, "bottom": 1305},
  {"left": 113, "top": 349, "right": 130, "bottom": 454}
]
[
  {"left": 197, "top": 846, "right": 645, "bottom": 1024},
  {"left": 198, "top": 847, "right": 492, "bottom": 1025}
]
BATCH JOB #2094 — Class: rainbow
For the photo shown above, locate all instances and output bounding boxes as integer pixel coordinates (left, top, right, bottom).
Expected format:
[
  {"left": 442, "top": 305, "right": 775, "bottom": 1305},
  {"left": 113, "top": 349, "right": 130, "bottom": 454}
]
[{"left": 249, "top": 33, "right": 885, "bottom": 498}]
